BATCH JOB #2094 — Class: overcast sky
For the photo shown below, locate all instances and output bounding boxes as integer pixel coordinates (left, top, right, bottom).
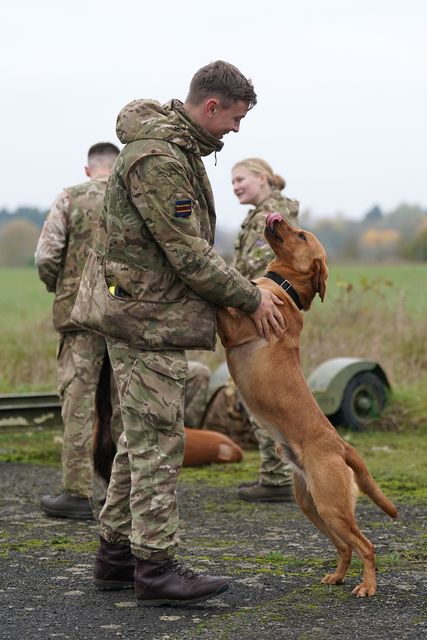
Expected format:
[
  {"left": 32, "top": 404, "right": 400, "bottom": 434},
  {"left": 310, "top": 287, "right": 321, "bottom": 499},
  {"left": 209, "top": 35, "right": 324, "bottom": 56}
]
[{"left": 1, "top": 0, "right": 426, "bottom": 230}]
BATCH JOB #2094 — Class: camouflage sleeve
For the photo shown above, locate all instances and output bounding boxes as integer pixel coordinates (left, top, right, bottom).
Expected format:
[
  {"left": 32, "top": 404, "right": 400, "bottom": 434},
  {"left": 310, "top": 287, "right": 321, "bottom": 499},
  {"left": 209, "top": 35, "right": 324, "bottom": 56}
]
[
  {"left": 235, "top": 214, "right": 275, "bottom": 280},
  {"left": 129, "top": 158, "right": 261, "bottom": 313},
  {"left": 34, "top": 190, "right": 69, "bottom": 292}
]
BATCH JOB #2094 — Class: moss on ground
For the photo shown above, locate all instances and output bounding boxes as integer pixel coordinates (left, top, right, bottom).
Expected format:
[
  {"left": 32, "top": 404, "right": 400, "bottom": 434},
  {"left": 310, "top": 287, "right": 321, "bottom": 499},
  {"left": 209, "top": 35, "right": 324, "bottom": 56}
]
[{"left": 0, "top": 534, "right": 98, "bottom": 558}]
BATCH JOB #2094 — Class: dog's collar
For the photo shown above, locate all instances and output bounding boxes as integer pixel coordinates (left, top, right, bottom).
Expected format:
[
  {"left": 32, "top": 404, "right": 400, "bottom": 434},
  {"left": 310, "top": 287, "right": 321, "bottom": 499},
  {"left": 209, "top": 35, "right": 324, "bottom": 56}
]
[{"left": 265, "top": 271, "right": 303, "bottom": 310}]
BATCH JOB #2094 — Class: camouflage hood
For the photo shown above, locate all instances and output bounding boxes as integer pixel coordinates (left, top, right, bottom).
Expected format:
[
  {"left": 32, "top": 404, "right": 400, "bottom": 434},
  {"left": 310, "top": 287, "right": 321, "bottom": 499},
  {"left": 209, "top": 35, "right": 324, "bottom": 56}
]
[{"left": 116, "top": 98, "right": 224, "bottom": 158}]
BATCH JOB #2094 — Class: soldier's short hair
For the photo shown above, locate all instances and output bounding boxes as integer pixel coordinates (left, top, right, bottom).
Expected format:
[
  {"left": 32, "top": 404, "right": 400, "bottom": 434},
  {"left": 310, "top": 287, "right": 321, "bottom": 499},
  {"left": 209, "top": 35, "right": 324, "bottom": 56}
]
[
  {"left": 186, "top": 60, "right": 257, "bottom": 110},
  {"left": 88, "top": 142, "right": 120, "bottom": 168}
]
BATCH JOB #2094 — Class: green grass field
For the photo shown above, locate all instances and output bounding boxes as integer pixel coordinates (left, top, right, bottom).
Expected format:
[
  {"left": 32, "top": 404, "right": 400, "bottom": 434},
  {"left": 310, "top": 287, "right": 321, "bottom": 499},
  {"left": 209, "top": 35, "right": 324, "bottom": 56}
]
[
  {"left": 0, "top": 267, "right": 56, "bottom": 393},
  {"left": 324, "top": 262, "right": 427, "bottom": 316},
  {"left": 2, "top": 263, "right": 426, "bottom": 325},
  {"left": 0, "top": 264, "right": 426, "bottom": 395},
  {"left": 1, "top": 267, "right": 52, "bottom": 329},
  {"left": 2, "top": 263, "right": 427, "bottom": 326}
]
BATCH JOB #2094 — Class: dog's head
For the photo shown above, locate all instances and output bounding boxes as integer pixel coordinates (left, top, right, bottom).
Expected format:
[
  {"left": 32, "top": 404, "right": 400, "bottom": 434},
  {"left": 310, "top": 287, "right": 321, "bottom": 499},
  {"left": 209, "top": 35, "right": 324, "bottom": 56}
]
[{"left": 264, "top": 213, "right": 328, "bottom": 303}]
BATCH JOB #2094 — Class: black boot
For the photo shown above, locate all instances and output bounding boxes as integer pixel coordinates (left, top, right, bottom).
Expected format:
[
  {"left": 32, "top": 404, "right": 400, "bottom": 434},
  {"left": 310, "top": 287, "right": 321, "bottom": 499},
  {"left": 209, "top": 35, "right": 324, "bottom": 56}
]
[
  {"left": 40, "top": 492, "right": 94, "bottom": 519},
  {"left": 134, "top": 557, "right": 228, "bottom": 606},
  {"left": 237, "top": 481, "right": 294, "bottom": 503},
  {"left": 93, "top": 536, "right": 135, "bottom": 590}
]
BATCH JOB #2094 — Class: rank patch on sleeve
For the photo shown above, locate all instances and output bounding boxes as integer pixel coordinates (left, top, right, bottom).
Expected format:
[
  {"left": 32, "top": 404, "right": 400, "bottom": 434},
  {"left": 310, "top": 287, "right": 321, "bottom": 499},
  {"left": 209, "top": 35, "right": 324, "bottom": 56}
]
[{"left": 175, "top": 199, "right": 192, "bottom": 218}]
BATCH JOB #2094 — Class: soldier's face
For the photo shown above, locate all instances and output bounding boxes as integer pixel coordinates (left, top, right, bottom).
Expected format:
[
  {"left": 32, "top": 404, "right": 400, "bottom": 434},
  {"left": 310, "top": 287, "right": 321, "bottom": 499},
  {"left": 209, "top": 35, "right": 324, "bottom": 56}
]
[
  {"left": 205, "top": 99, "right": 250, "bottom": 139},
  {"left": 232, "top": 166, "right": 266, "bottom": 206}
]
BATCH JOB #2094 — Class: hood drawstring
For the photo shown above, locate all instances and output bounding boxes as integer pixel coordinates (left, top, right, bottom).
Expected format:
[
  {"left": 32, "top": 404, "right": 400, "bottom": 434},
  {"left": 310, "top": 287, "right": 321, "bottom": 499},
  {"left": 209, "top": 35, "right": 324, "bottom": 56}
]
[{"left": 214, "top": 151, "right": 218, "bottom": 166}]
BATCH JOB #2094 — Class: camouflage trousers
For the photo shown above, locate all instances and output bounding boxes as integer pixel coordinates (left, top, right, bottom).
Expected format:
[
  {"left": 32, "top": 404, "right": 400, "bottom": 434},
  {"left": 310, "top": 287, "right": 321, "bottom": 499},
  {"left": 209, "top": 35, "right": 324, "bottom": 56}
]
[
  {"left": 184, "top": 360, "right": 211, "bottom": 427},
  {"left": 99, "top": 339, "right": 188, "bottom": 560},
  {"left": 57, "top": 331, "right": 122, "bottom": 498},
  {"left": 249, "top": 415, "right": 293, "bottom": 486}
]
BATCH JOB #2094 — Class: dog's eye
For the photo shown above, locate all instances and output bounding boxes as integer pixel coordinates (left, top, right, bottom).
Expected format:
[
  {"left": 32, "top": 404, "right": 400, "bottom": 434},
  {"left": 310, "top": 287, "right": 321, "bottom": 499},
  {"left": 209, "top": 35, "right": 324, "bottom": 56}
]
[{"left": 298, "top": 232, "right": 307, "bottom": 241}]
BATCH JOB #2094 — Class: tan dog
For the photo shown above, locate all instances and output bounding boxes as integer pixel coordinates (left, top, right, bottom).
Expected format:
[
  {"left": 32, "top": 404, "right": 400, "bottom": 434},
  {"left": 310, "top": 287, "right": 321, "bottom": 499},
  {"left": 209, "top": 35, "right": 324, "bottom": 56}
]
[{"left": 217, "top": 213, "right": 397, "bottom": 597}]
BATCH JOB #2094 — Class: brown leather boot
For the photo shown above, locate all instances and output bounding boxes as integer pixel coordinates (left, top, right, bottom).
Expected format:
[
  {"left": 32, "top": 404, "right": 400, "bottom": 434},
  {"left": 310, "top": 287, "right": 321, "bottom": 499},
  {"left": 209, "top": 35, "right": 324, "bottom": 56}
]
[
  {"left": 93, "top": 536, "right": 135, "bottom": 590},
  {"left": 135, "top": 557, "right": 228, "bottom": 606}
]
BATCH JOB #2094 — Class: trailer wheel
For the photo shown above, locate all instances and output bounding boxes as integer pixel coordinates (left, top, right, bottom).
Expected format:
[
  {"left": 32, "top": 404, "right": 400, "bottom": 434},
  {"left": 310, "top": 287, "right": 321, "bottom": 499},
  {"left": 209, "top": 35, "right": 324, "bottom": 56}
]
[{"left": 337, "top": 372, "right": 389, "bottom": 430}]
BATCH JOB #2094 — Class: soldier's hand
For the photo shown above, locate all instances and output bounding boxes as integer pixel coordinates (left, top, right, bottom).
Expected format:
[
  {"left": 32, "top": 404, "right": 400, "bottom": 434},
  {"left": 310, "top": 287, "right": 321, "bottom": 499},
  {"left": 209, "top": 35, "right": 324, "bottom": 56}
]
[{"left": 250, "top": 288, "right": 285, "bottom": 341}]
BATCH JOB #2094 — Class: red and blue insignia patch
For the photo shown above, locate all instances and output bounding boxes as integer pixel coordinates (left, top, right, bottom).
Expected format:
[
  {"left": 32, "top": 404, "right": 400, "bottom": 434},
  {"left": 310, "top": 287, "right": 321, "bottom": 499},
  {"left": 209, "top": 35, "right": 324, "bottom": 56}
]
[{"left": 175, "top": 199, "right": 192, "bottom": 218}]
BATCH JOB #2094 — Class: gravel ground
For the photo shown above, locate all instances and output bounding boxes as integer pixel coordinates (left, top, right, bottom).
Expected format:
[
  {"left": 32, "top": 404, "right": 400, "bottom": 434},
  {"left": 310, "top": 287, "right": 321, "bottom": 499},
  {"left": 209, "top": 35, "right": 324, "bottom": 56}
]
[{"left": 0, "top": 462, "right": 426, "bottom": 640}]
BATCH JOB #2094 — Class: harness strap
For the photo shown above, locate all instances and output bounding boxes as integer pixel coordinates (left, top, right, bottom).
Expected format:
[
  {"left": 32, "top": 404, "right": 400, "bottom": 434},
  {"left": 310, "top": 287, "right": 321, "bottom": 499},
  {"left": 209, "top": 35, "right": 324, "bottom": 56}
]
[{"left": 265, "top": 271, "right": 303, "bottom": 310}]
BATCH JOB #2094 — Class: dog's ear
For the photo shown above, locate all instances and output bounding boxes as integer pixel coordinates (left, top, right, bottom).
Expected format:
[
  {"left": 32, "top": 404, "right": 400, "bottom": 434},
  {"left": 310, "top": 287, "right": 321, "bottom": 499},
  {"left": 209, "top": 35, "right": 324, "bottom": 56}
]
[{"left": 312, "top": 258, "right": 328, "bottom": 302}]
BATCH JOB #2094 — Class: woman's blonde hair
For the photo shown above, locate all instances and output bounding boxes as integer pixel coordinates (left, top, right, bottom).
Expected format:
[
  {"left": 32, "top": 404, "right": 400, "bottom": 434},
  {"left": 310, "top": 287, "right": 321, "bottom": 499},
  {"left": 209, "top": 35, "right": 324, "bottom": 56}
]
[{"left": 232, "top": 157, "right": 286, "bottom": 191}]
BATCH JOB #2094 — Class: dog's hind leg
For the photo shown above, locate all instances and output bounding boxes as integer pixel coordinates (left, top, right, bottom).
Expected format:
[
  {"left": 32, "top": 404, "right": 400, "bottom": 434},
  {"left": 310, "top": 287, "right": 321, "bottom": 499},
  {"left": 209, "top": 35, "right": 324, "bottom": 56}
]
[
  {"left": 293, "top": 470, "right": 352, "bottom": 585},
  {"left": 307, "top": 461, "right": 377, "bottom": 597}
]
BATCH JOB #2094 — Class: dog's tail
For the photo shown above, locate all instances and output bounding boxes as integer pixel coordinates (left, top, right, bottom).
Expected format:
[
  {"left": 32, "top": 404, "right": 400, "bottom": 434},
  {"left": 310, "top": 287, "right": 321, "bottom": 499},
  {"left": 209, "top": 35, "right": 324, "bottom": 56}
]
[
  {"left": 93, "top": 350, "right": 116, "bottom": 485},
  {"left": 344, "top": 443, "right": 398, "bottom": 518}
]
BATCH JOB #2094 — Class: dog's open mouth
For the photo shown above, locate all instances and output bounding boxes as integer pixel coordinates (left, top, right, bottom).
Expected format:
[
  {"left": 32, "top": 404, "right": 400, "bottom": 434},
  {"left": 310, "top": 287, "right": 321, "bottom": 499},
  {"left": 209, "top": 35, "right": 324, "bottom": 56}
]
[{"left": 265, "top": 212, "right": 283, "bottom": 241}]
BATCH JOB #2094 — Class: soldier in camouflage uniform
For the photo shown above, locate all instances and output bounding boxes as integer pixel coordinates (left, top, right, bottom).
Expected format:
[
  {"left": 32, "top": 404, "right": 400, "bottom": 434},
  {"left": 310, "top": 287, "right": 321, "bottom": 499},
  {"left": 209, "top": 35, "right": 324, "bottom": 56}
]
[
  {"left": 35, "top": 143, "right": 121, "bottom": 520},
  {"left": 72, "top": 61, "right": 286, "bottom": 606},
  {"left": 35, "top": 144, "right": 211, "bottom": 520},
  {"left": 231, "top": 157, "right": 299, "bottom": 502}
]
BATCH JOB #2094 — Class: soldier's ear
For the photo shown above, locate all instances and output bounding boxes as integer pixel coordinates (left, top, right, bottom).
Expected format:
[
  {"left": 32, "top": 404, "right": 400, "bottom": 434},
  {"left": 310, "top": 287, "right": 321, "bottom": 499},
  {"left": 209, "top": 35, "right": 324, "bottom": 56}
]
[
  {"left": 84, "top": 166, "right": 91, "bottom": 178},
  {"left": 206, "top": 99, "right": 219, "bottom": 118}
]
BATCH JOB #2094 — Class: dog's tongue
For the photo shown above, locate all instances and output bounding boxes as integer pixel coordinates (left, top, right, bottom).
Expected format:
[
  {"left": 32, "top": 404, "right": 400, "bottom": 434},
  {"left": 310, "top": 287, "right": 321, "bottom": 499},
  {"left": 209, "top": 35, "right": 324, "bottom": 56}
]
[{"left": 266, "top": 213, "right": 283, "bottom": 229}]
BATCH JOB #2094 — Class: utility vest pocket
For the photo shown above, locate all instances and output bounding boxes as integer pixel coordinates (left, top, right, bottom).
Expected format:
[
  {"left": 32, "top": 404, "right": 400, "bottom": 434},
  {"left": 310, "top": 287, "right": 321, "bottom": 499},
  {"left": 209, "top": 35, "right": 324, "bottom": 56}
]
[{"left": 71, "top": 249, "right": 216, "bottom": 351}]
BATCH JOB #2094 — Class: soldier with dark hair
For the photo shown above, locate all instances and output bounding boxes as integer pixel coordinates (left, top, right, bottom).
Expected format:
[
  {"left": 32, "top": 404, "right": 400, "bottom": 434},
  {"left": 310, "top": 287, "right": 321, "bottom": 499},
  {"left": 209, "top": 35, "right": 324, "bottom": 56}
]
[
  {"left": 35, "top": 142, "right": 121, "bottom": 519},
  {"left": 72, "top": 60, "right": 286, "bottom": 606}
]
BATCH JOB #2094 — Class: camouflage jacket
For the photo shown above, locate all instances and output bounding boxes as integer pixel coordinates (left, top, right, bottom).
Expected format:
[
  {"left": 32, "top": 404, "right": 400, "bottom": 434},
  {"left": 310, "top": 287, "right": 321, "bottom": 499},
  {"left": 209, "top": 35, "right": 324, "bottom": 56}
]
[
  {"left": 35, "top": 178, "right": 108, "bottom": 332},
  {"left": 231, "top": 192, "right": 299, "bottom": 279},
  {"left": 72, "top": 99, "right": 260, "bottom": 351}
]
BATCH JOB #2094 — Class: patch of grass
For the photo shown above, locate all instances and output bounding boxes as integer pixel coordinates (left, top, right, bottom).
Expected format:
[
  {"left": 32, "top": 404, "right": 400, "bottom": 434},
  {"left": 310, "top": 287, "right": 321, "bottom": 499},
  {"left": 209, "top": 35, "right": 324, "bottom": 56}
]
[
  {"left": 218, "top": 552, "right": 340, "bottom": 577},
  {"left": 0, "top": 267, "right": 57, "bottom": 393},
  {"left": 0, "top": 538, "right": 46, "bottom": 555},
  {"left": 181, "top": 450, "right": 260, "bottom": 487},
  {"left": 0, "top": 534, "right": 98, "bottom": 558},
  {"left": 339, "top": 424, "right": 427, "bottom": 501},
  {"left": 49, "top": 537, "right": 98, "bottom": 553},
  {"left": 183, "top": 423, "right": 427, "bottom": 501},
  {"left": 0, "top": 427, "right": 62, "bottom": 465},
  {"left": 374, "top": 385, "right": 427, "bottom": 431},
  {"left": 301, "top": 267, "right": 427, "bottom": 390},
  {"left": 189, "top": 537, "right": 236, "bottom": 549}
]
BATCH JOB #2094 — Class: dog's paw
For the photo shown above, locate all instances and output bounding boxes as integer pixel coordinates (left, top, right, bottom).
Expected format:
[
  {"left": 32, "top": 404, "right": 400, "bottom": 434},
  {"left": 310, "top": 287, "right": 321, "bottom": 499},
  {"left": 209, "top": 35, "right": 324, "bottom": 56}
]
[
  {"left": 351, "top": 582, "right": 376, "bottom": 597},
  {"left": 320, "top": 573, "right": 344, "bottom": 585}
]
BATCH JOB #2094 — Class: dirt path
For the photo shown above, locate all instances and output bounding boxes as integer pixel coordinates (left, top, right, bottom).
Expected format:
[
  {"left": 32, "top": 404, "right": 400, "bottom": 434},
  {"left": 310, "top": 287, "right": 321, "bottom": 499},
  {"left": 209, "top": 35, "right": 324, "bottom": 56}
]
[{"left": 0, "top": 462, "right": 426, "bottom": 640}]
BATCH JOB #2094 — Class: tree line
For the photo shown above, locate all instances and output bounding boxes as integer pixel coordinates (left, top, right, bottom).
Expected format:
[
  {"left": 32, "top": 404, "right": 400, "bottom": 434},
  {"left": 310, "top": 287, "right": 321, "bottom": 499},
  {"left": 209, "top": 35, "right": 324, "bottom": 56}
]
[{"left": 302, "top": 203, "right": 427, "bottom": 262}]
